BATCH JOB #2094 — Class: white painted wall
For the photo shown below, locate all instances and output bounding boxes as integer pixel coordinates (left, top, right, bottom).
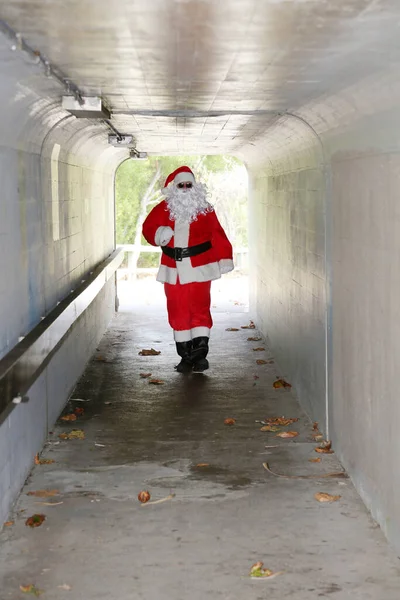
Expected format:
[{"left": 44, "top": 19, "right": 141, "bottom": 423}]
[
  {"left": 244, "top": 76, "right": 400, "bottom": 552},
  {"left": 0, "top": 32, "right": 125, "bottom": 525}
]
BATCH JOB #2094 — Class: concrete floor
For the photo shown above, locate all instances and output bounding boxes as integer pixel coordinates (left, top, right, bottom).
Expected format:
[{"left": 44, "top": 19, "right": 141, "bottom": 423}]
[{"left": 1, "top": 279, "right": 399, "bottom": 599}]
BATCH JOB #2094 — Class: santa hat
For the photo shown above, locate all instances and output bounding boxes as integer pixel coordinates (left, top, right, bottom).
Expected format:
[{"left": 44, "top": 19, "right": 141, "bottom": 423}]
[{"left": 163, "top": 166, "right": 195, "bottom": 192}]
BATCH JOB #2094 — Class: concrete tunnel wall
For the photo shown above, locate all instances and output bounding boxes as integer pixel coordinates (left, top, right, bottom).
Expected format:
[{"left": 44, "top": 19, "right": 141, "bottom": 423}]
[
  {"left": 0, "top": 35, "right": 125, "bottom": 524},
  {"left": 244, "top": 70, "right": 400, "bottom": 552}
]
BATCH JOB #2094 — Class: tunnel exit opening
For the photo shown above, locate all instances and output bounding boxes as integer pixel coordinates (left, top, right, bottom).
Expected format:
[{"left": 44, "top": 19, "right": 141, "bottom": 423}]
[{"left": 114, "top": 155, "right": 249, "bottom": 313}]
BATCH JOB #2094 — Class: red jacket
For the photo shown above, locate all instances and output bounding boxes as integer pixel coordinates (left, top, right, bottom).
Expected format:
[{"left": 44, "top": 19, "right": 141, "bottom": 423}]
[{"left": 142, "top": 200, "right": 234, "bottom": 284}]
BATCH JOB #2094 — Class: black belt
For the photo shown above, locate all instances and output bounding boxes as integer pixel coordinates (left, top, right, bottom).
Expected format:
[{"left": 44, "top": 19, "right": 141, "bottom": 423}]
[{"left": 161, "top": 241, "right": 212, "bottom": 262}]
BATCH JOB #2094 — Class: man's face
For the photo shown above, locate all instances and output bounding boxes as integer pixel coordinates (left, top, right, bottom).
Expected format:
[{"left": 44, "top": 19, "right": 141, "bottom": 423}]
[{"left": 176, "top": 181, "right": 193, "bottom": 194}]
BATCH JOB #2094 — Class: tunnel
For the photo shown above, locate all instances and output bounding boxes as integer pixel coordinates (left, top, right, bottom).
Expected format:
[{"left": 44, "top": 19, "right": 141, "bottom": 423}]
[{"left": 1, "top": 1, "right": 400, "bottom": 597}]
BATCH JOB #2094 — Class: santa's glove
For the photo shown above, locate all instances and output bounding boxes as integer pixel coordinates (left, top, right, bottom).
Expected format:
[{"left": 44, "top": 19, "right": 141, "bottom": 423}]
[
  {"left": 219, "top": 259, "right": 234, "bottom": 274},
  {"left": 155, "top": 226, "right": 174, "bottom": 246}
]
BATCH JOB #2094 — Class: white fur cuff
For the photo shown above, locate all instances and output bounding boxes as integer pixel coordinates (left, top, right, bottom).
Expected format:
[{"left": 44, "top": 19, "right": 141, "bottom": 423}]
[
  {"left": 219, "top": 259, "right": 234, "bottom": 274},
  {"left": 155, "top": 226, "right": 174, "bottom": 246}
]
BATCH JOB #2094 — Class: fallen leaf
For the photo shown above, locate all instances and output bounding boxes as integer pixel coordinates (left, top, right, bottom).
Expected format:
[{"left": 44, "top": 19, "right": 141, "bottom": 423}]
[
  {"left": 95, "top": 356, "right": 111, "bottom": 363},
  {"left": 309, "top": 458, "right": 322, "bottom": 463},
  {"left": 3, "top": 521, "right": 14, "bottom": 527},
  {"left": 195, "top": 463, "right": 210, "bottom": 467},
  {"left": 273, "top": 378, "right": 292, "bottom": 388},
  {"left": 61, "top": 414, "right": 77, "bottom": 422},
  {"left": 248, "top": 336, "right": 262, "bottom": 341},
  {"left": 148, "top": 379, "right": 164, "bottom": 385},
  {"left": 225, "top": 327, "right": 239, "bottom": 331},
  {"left": 58, "top": 584, "right": 72, "bottom": 591},
  {"left": 59, "top": 429, "right": 85, "bottom": 440},
  {"left": 264, "top": 416, "right": 299, "bottom": 427},
  {"left": 224, "top": 418, "right": 236, "bottom": 426},
  {"left": 256, "top": 359, "right": 268, "bottom": 365},
  {"left": 241, "top": 321, "right": 256, "bottom": 329},
  {"left": 139, "top": 373, "right": 152, "bottom": 378},
  {"left": 249, "top": 561, "right": 282, "bottom": 579},
  {"left": 253, "top": 347, "right": 265, "bottom": 352},
  {"left": 139, "top": 349, "right": 161, "bottom": 356},
  {"left": 260, "top": 425, "right": 281, "bottom": 432},
  {"left": 253, "top": 375, "right": 259, "bottom": 380},
  {"left": 142, "top": 493, "right": 175, "bottom": 506},
  {"left": 20, "top": 584, "right": 42, "bottom": 596},
  {"left": 313, "top": 434, "right": 324, "bottom": 441},
  {"left": 74, "top": 407, "right": 84, "bottom": 416},
  {"left": 276, "top": 431, "right": 299, "bottom": 438},
  {"left": 27, "top": 490, "right": 59, "bottom": 498},
  {"left": 34, "top": 454, "right": 54, "bottom": 465},
  {"left": 25, "top": 514, "right": 46, "bottom": 528},
  {"left": 315, "top": 492, "right": 341, "bottom": 503},
  {"left": 263, "top": 462, "right": 346, "bottom": 479},
  {"left": 138, "top": 490, "right": 151, "bottom": 503},
  {"left": 313, "top": 422, "right": 319, "bottom": 431},
  {"left": 315, "top": 441, "right": 334, "bottom": 454},
  {"left": 35, "top": 502, "right": 63, "bottom": 506},
  {"left": 95, "top": 443, "right": 106, "bottom": 447}
]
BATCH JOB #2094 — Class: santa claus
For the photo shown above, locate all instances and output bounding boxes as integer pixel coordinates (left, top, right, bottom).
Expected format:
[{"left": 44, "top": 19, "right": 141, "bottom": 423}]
[{"left": 142, "top": 166, "right": 234, "bottom": 373}]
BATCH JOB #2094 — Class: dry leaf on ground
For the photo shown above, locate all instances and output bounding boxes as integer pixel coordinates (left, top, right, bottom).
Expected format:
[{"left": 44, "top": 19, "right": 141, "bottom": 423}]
[
  {"left": 256, "top": 359, "right": 268, "bottom": 365},
  {"left": 59, "top": 430, "right": 85, "bottom": 440},
  {"left": 248, "top": 336, "right": 262, "bottom": 341},
  {"left": 253, "top": 347, "right": 265, "bottom": 352},
  {"left": 195, "top": 463, "right": 210, "bottom": 467},
  {"left": 241, "top": 321, "right": 256, "bottom": 329},
  {"left": 34, "top": 454, "right": 54, "bottom": 465},
  {"left": 61, "top": 414, "right": 77, "bottom": 422},
  {"left": 138, "top": 349, "right": 161, "bottom": 356},
  {"left": 25, "top": 514, "right": 46, "bottom": 528},
  {"left": 224, "top": 418, "right": 236, "bottom": 426},
  {"left": 138, "top": 491, "right": 151, "bottom": 503},
  {"left": 139, "top": 373, "right": 152, "bottom": 378},
  {"left": 273, "top": 378, "right": 292, "bottom": 389},
  {"left": 309, "top": 458, "right": 322, "bottom": 463},
  {"left": 260, "top": 425, "right": 281, "bottom": 432},
  {"left": 253, "top": 375, "right": 260, "bottom": 380},
  {"left": 315, "top": 441, "right": 334, "bottom": 454},
  {"left": 263, "top": 462, "right": 346, "bottom": 479},
  {"left": 4, "top": 521, "right": 14, "bottom": 527},
  {"left": 58, "top": 584, "right": 72, "bottom": 591},
  {"left": 74, "top": 407, "right": 84, "bottom": 416},
  {"left": 315, "top": 492, "right": 341, "bottom": 503},
  {"left": 249, "top": 561, "right": 283, "bottom": 579},
  {"left": 313, "top": 422, "right": 319, "bottom": 431},
  {"left": 265, "top": 416, "right": 299, "bottom": 427},
  {"left": 148, "top": 379, "right": 164, "bottom": 385},
  {"left": 27, "top": 490, "right": 59, "bottom": 498},
  {"left": 20, "top": 584, "right": 42, "bottom": 596},
  {"left": 276, "top": 431, "right": 299, "bottom": 438},
  {"left": 225, "top": 327, "right": 239, "bottom": 331}
]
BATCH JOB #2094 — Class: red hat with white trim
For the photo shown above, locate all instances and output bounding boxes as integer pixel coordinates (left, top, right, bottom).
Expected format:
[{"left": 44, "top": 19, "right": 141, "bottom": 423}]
[{"left": 163, "top": 166, "right": 195, "bottom": 192}]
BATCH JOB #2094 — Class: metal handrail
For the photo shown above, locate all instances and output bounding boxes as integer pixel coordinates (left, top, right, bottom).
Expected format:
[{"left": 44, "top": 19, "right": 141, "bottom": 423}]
[{"left": 0, "top": 248, "right": 124, "bottom": 419}]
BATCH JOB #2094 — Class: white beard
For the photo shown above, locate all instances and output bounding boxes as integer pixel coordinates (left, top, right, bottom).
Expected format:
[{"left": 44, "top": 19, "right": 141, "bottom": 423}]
[{"left": 164, "top": 182, "right": 212, "bottom": 223}]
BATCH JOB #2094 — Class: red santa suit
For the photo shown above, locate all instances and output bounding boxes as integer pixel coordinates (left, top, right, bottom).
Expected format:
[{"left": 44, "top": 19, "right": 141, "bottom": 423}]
[{"left": 142, "top": 166, "right": 234, "bottom": 344}]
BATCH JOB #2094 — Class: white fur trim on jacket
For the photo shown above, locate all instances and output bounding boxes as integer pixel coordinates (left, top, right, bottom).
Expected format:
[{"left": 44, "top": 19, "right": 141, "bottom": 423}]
[
  {"left": 155, "top": 226, "right": 174, "bottom": 246},
  {"left": 156, "top": 261, "right": 223, "bottom": 284},
  {"left": 219, "top": 258, "right": 234, "bottom": 274}
]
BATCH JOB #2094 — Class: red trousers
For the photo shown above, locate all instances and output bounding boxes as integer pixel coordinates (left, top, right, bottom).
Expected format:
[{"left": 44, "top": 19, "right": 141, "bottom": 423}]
[{"left": 164, "top": 281, "right": 213, "bottom": 342}]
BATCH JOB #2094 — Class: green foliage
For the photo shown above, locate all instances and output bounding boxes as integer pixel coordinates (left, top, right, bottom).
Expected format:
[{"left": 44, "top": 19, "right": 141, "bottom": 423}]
[{"left": 115, "top": 155, "right": 248, "bottom": 251}]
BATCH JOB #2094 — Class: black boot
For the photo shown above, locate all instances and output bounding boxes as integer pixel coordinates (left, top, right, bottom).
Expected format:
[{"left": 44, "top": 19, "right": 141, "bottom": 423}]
[
  {"left": 175, "top": 341, "right": 193, "bottom": 373},
  {"left": 191, "top": 336, "right": 209, "bottom": 372}
]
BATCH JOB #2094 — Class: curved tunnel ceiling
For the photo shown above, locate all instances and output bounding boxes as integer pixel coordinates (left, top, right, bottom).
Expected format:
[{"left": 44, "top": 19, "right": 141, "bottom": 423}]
[{"left": 1, "top": 0, "right": 400, "bottom": 160}]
